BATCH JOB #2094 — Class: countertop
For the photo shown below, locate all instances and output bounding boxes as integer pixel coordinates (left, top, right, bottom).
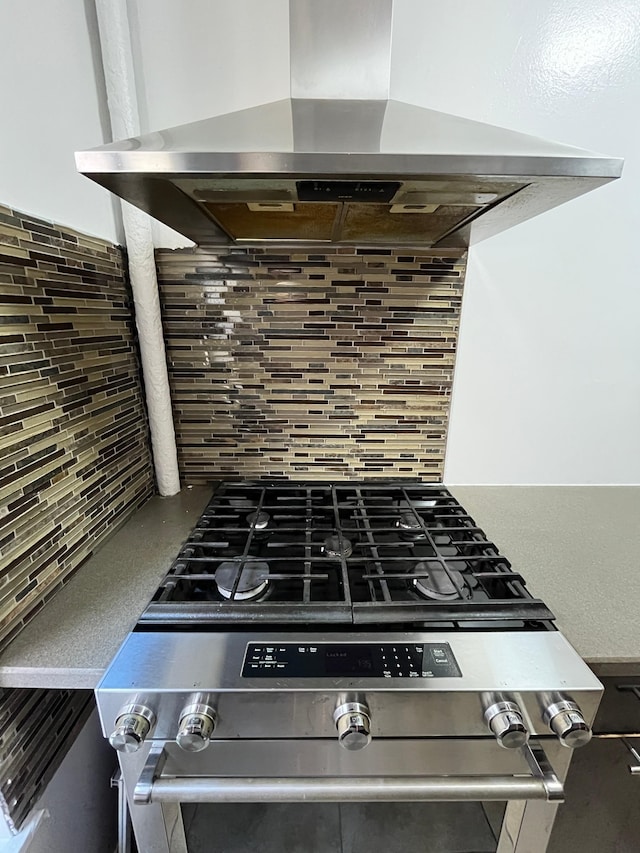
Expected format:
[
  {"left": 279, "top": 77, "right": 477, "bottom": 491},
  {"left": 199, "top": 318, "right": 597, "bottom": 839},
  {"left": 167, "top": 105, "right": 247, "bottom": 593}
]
[
  {"left": 0, "top": 486, "right": 213, "bottom": 689},
  {"left": 1, "top": 485, "right": 638, "bottom": 689},
  {"left": 451, "top": 486, "right": 640, "bottom": 676}
]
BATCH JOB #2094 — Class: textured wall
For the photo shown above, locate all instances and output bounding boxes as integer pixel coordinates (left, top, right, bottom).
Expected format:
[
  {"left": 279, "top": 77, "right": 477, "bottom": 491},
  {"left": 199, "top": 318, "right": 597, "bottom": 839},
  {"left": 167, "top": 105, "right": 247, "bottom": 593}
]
[
  {"left": 0, "top": 203, "right": 154, "bottom": 651},
  {"left": 157, "top": 246, "right": 466, "bottom": 482}
]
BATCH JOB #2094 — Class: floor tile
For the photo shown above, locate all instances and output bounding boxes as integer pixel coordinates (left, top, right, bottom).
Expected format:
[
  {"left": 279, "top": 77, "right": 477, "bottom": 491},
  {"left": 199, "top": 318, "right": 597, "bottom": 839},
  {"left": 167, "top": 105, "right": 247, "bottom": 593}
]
[
  {"left": 548, "top": 738, "right": 640, "bottom": 853},
  {"left": 185, "top": 802, "right": 342, "bottom": 853},
  {"left": 340, "top": 802, "right": 496, "bottom": 853}
]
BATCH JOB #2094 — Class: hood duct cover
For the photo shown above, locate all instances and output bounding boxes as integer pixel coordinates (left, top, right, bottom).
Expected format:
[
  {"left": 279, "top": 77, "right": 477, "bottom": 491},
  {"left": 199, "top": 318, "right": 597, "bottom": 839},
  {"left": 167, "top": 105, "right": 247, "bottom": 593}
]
[{"left": 76, "top": 1, "right": 622, "bottom": 248}]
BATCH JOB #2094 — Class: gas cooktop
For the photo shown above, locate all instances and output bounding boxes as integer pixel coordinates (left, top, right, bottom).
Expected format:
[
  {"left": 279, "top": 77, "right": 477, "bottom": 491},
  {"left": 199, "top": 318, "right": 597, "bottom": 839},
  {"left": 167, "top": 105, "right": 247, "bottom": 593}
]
[{"left": 138, "top": 481, "right": 554, "bottom": 629}]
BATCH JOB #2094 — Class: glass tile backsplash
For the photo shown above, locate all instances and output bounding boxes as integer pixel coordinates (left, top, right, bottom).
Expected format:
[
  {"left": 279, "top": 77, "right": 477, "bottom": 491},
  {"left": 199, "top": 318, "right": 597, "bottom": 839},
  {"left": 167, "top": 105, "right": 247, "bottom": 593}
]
[
  {"left": 0, "top": 203, "right": 154, "bottom": 651},
  {"left": 156, "top": 246, "right": 467, "bottom": 482}
]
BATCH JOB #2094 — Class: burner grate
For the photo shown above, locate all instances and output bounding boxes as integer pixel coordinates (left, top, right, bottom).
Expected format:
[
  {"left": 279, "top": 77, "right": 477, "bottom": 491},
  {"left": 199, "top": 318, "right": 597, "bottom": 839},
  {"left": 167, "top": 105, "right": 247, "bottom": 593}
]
[{"left": 140, "top": 482, "right": 554, "bottom": 628}]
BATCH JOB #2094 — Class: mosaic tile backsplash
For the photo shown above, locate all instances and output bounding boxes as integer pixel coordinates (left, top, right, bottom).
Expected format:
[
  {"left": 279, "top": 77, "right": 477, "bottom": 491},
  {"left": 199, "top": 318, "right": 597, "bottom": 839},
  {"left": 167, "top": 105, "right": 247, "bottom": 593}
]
[
  {"left": 0, "top": 203, "right": 154, "bottom": 652},
  {"left": 0, "top": 687, "right": 91, "bottom": 831},
  {"left": 157, "top": 246, "right": 467, "bottom": 482}
]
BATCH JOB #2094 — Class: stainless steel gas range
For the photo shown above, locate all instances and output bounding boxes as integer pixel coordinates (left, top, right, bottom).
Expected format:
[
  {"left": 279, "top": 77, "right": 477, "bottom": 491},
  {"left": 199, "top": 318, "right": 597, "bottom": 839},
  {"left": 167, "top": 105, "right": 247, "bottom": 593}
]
[{"left": 98, "top": 481, "right": 602, "bottom": 853}]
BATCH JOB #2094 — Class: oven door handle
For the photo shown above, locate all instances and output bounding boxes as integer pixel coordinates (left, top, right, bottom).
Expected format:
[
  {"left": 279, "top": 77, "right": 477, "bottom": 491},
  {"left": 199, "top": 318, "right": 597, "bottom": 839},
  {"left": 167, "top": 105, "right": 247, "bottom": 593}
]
[{"left": 133, "top": 742, "right": 564, "bottom": 805}]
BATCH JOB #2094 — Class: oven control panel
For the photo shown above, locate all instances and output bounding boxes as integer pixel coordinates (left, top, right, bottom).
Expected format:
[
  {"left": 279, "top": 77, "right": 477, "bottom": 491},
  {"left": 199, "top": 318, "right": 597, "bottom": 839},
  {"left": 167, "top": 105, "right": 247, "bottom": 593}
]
[{"left": 241, "top": 642, "right": 461, "bottom": 679}]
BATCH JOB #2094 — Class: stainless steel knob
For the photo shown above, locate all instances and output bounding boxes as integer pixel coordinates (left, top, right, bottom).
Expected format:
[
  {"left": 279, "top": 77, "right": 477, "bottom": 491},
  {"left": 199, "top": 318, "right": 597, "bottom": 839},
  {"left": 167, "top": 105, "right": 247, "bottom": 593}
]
[
  {"left": 109, "top": 704, "right": 155, "bottom": 753},
  {"left": 544, "top": 701, "right": 592, "bottom": 748},
  {"left": 485, "top": 701, "right": 529, "bottom": 749},
  {"left": 176, "top": 702, "right": 217, "bottom": 752},
  {"left": 334, "top": 702, "right": 372, "bottom": 751}
]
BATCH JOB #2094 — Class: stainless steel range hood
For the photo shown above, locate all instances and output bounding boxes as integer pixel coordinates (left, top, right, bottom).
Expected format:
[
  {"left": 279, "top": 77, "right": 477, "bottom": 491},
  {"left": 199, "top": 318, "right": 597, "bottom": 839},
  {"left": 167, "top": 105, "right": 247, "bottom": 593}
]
[{"left": 76, "top": 1, "right": 622, "bottom": 248}]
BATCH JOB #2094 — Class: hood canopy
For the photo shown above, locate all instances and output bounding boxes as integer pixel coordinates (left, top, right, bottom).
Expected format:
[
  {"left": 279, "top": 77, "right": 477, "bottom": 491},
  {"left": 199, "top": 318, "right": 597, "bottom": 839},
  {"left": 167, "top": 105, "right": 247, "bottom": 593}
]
[{"left": 76, "top": 1, "right": 622, "bottom": 247}]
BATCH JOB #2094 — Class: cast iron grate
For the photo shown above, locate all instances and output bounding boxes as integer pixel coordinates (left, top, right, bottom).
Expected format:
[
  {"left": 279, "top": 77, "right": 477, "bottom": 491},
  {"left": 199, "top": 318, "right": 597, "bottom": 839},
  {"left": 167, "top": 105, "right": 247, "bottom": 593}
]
[{"left": 139, "top": 481, "right": 554, "bottom": 628}]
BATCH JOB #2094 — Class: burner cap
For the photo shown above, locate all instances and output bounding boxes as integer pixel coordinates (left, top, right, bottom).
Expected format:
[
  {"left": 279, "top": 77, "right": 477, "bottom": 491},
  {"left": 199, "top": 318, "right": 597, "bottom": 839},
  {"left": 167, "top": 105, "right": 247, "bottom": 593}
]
[
  {"left": 246, "top": 510, "right": 271, "bottom": 531},
  {"left": 215, "top": 561, "right": 270, "bottom": 601},
  {"left": 396, "top": 511, "right": 427, "bottom": 539},
  {"left": 322, "top": 534, "right": 353, "bottom": 560},
  {"left": 412, "top": 561, "right": 467, "bottom": 601}
]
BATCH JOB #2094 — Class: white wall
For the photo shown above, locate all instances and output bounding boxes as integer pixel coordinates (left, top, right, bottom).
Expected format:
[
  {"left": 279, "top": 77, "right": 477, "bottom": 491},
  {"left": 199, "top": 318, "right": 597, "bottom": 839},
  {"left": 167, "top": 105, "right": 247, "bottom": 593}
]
[
  {"left": 0, "top": 0, "right": 118, "bottom": 242},
  {"left": 389, "top": 0, "right": 640, "bottom": 483}
]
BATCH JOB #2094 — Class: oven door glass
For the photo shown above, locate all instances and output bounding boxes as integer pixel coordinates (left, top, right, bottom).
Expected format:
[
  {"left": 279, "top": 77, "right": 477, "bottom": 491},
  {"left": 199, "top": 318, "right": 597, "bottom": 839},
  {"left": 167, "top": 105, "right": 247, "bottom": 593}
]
[{"left": 183, "top": 801, "right": 501, "bottom": 852}]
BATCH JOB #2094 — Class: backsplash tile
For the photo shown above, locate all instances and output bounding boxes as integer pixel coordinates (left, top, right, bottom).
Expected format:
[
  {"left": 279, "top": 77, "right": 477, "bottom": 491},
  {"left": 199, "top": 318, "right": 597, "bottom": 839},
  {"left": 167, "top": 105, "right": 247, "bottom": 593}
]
[
  {"left": 0, "top": 687, "right": 91, "bottom": 831},
  {"left": 156, "top": 247, "right": 467, "bottom": 482},
  {"left": 0, "top": 203, "right": 154, "bottom": 651}
]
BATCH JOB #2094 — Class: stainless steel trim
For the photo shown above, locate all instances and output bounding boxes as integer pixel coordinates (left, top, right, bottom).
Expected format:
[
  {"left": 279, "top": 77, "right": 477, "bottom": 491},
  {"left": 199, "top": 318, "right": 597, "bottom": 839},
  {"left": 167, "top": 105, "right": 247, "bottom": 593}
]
[
  {"left": 76, "top": 148, "right": 623, "bottom": 179},
  {"left": 143, "top": 775, "right": 557, "bottom": 803},
  {"left": 110, "top": 769, "right": 132, "bottom": 853},
  {"left": 118, "top": 753, "right": 188, "bottom": 853},
  {"left": 98, "top": 630, "right": 603, "bottom": 694},
  {"left": 485, "top": 701, "right": 522, "bottom": 721},
  {"left": 134, "top": 745, "right": 167, "bottom": 805},
  {"left": 96, "top": 630, "right": 603, "bottom": 744},
  {"left": 117, "top": 703, "right": 156, "bottom": 724},
  {"left": 133, "top": 741, "right": 563, "bottom": 805},
  {"left": 75, "top": 96, "right": 623, "bottom": 249},
  {"left": 178, "top": 703, "right": 216, "bottom": 722},
  {"left": 333, "top": 701, "right": 370, "bottom": 722},
  {"left": 543, "top": 700, "right": 581, "bottom": 726},
  {"left": 621, "top": 738, "right": 640, "bottom": 775},
  {"left": 523, "top": 743, "right": 564, "bottom": 799}
]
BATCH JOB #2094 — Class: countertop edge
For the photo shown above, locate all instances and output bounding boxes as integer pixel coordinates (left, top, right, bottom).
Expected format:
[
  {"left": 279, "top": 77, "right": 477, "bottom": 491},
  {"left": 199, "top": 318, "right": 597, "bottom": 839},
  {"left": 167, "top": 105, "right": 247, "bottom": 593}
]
[
  {"left": 585, "top": 660, "right": 640, "bottom": 678},
  {"left": 0, "top": 666, "right": 104, "bottom": 690},
  {"left": 1, "top": 659, "right": 635, "bottom": 692}
]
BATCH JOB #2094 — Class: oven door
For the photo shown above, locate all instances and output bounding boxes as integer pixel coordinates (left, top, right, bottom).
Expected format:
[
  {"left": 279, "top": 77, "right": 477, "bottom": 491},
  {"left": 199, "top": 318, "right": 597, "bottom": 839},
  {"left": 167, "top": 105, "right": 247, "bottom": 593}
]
[{"left": 118, "top": 737, "right": 570, "bottom": 853}]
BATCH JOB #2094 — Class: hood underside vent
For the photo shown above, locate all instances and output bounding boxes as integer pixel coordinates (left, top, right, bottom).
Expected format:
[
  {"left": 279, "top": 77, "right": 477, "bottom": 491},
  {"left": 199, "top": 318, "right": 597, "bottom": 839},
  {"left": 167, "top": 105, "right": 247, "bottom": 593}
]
[{"left": 181, "top": 175, "right": 525, "bottom": 245}]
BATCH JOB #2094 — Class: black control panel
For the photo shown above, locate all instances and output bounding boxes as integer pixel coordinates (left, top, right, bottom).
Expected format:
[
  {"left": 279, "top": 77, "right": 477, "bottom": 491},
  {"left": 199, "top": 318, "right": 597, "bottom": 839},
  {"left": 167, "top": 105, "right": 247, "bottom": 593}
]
[
  {"left": 296, "top": 181, "right": 401, "bottom": 202},
  {"left": 241, "top": 643, "right": 461, "bottom": 679}
]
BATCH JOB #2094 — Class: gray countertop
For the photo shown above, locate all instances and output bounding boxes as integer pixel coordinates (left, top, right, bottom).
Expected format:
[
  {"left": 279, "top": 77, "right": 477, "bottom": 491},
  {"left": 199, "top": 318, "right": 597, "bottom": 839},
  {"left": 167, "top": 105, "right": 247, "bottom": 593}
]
[
  {"left": 450, "top": 486, "right": 640, "bottom": 676},
  {"left": 0, "top": 486, "right": 213, "bottom": 689},
  {"left": 1, "top": 484, "right": 638, "bottom": 689}
]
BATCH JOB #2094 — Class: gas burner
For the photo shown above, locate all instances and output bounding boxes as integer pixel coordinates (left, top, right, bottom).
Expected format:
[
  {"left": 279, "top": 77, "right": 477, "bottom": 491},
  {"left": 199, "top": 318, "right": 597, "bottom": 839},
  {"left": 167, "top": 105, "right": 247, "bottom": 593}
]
[
  {"left": 412, "top": 561, "right": 469, "bottom": 601},
  {"left": 396, "top": 511, "right": 427, "bottom": 539},
  {"left": 322, "top": 534, "right": 353, "bottom": 560},
  {"left": 214, "top": 561, "right": 270, "bottom": 601},
  {"left": 246, "top": 510, "right": 271, "bottom": 531}
]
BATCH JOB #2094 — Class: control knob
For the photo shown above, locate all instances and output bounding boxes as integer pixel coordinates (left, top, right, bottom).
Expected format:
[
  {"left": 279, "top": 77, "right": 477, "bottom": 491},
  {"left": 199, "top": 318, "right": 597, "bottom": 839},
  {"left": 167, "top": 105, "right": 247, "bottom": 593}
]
[
  {"left": 544, "top": 700, "right": 592, "bottom": 748},
  {"left": 334, "top": 702, "right": 372, "bottom": 751},
  {"left": 176, "top": 699, "right": 217, "bottom": 752},
  {"left": 109, "top": 703, "right": 155, "bottom": 753},
  {"left": 484, "top": 701, "right": 529, "bottom": 749}
]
